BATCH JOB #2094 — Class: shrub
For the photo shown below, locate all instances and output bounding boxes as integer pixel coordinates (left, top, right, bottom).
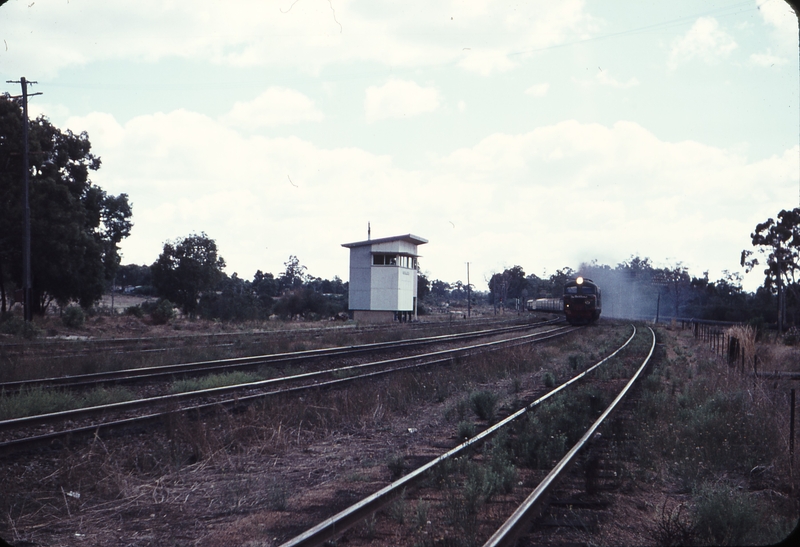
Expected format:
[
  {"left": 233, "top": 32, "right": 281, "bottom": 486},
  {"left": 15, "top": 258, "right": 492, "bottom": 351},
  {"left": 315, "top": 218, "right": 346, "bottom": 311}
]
[
  {"left": 469, "top": 390, "right": 498, "bottom": 421},
  {"left": 143, "top": 299, "right": 176, "bottom": 325},
  {"left": 457, "top": 421, "right": 476, "bottom": 440},
  {"left": 542, "top": 371, "right": 556, "bottom": 388},
  {"left": 61, "top": 306, "right": 85, "bottom": 328},
  {"left": 692, "top": 482, "right": 761, "bottom": 546},
  {"left": 124, "top": 305, "right": 145, "bottom": 318},
  {"left": 0, "top": 315, "right": 40, "bottom": 339}
]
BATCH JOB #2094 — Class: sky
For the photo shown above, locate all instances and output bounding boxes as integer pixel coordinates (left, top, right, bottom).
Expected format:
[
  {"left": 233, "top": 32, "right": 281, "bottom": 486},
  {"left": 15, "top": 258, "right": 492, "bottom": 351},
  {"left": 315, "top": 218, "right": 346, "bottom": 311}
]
[{"left": 1, "top": 0, "right": 799, "bottom": 293}]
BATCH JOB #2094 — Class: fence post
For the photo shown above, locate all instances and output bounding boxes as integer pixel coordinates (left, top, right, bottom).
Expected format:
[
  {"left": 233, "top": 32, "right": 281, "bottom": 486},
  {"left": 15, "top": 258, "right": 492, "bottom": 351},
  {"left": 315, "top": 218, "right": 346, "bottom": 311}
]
[{"left": 791, "top": 389, "right": 796, "bottom": 482}]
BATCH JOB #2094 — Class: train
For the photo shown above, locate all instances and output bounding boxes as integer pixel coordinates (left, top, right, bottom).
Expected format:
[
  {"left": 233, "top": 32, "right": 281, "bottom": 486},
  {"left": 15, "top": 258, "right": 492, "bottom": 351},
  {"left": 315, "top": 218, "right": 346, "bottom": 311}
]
[{"left": 526, "top": 277, "right": 602, "bottom": 325}]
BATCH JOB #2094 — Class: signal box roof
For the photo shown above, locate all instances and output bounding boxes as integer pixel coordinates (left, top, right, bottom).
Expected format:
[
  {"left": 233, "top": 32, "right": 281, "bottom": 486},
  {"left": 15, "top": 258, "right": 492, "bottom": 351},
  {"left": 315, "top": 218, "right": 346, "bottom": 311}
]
[{"left": 341, "top": 234, "right": 428, "bottom": 249}]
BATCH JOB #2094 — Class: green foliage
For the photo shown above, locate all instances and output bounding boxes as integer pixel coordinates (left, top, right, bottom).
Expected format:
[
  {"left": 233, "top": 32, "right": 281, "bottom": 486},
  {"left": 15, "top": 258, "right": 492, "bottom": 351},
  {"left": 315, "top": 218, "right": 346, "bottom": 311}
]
[
  {"left": 151, "top": 233, "right": 226, "bottom": 315},
  {"left": 124, "top": 305, "right": 145, "bottom": 318},
  {"left": 0, "top": 94, "right": 132, "bottom": 314},
  {"left": 170, "top": 371, "right": 260, "bottom": 393},
  {"left": 0, "top": 314, "right": 40, "bottom": 339},
  {"left": 691, "top": 482, "right": 761, "bottom": 546},
  {"left": 568, "top": 354, "right": 584, "bottom": 370},
  {"left": 61, "top": 305, "right": 85, "bottom": 328},
  {"left": 387, "top": 453, "right": 406, "bottom": 480},
  {"left": 515, "top": 387, "right": 604, "bottom": 469},
  {"left": 457, "top": 421, "right": 475, "bottom": 440},
  {"left": 142, "top": 299, "right": 176, "bottom": 325},
  {"left": 469, "top": 390, "right": 498, "bottom": 421},
  {"left": 0, "top": 385, "right": 135, "bottom": 420},
  {"left": 542, "top": 371, "right": 556, "bottom": 388}
]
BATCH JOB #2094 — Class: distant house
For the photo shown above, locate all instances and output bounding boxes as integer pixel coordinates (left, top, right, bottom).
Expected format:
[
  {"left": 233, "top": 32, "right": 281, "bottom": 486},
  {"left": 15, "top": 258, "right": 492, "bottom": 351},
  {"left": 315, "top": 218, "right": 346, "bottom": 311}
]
[{"left": 341, "top": 234, "right": 428, "bottom": 323}]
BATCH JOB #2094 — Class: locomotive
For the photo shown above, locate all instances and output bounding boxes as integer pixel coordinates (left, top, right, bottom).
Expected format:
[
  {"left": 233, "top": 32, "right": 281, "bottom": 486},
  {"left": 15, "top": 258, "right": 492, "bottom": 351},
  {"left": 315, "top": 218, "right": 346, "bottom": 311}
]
[
  {"left": 526, "top": 277, "right": 602, "bottom": 325},
  {"left": 563, "top": 277, "right": 601, "bottom": 325}
]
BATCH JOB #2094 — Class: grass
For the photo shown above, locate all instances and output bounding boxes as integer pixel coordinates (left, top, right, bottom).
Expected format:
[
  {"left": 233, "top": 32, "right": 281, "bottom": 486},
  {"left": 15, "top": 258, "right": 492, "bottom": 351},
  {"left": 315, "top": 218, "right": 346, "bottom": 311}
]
[
  {"left": 635, "top": 325, "right": 798, "bottom": 545},
  {"left": 170, "top": 371, "right": 262, "bottom": 393},
  {"left": 0, "top": 385, "right": 136, "bottom": 420}
]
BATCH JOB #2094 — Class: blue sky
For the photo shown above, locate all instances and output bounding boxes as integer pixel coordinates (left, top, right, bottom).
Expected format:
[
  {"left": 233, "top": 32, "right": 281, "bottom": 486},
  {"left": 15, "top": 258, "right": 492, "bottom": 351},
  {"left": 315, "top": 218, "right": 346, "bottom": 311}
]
[{"left": 1, "top": 0, "right": 798, "bottom": 291}]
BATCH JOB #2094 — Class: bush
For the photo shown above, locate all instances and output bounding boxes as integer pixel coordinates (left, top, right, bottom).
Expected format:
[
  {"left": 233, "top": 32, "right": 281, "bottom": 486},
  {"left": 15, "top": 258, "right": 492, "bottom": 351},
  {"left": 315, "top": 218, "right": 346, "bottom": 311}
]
[
  {"left": 124, "top": 305, "right": 145, "bottom": 318},
  {"left": 470, "top": 390, "right": 498, "bottom": 421},
  {"left": 0, "top": 314, "right": 40, "bottom": 339},
  {"left": 692, "top": 482, "right": 761, "bottom": 546},
  {"left": 142, "top": 299, "right": 176, "bottom": 325},
  {"left": 457, "top": 421, "right": 476, "bottom": 440},
  {"left": 61, "top": 306, "right": 85, "bottom": 328}
]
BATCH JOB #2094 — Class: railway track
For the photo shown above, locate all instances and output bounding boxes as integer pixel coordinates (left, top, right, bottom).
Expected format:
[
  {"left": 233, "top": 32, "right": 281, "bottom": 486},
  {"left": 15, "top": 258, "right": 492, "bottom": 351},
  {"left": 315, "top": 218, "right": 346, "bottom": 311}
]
[
  {"left": 0, "top": 316, "right": 525, "bottom": 364},
  {"left": 0, "top": 319, "right": 561, "bottom": 393},
  {"left": 277, "top": 325, "right": 655, "bottom": 547},
  {"left": 0, "top": 322, "right": 577, "bottom": 454}
]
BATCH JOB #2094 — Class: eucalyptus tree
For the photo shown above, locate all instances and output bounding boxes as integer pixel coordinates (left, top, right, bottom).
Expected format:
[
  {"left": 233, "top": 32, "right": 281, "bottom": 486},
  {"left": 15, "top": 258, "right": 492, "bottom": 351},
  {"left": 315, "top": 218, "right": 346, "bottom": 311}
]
[
  {"left": 0, "top": 94, "right": 132, "bottom": 314},
  {"left": 742, "top": 208, "right": 800, "bottom": 332}
]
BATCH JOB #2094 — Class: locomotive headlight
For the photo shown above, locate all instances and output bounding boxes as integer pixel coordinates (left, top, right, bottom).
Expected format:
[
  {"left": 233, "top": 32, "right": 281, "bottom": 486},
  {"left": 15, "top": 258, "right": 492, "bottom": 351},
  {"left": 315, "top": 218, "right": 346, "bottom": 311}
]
[{"left": 576, "top": 276, "right": 584, "bottom": 285}]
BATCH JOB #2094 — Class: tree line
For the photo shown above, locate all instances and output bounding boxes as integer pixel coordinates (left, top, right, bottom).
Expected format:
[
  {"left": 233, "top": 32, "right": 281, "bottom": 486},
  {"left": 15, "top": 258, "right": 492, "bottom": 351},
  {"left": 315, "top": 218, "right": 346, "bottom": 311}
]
[{"left": 120, "top": 238, "right": 350, "bottom": 322}]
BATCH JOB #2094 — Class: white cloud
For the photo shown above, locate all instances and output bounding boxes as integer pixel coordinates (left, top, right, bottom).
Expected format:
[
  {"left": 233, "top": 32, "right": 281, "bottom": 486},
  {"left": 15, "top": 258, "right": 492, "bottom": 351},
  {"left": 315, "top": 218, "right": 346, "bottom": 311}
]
[
  {"left": 364, "top": 79, "right": 440, "bottom": 123},
  {"left": 457, "top": 49, "right": 518, "bottom": 76},
  {"left": 0, "top": 0, "right": 597, "bottom": 78},
  {"left": 59, "top": 108, "right": 797, "bottom": 292},
  {"left": 596, "top": 70, "right": 639, "bottom": 89},
  {"left": 572, "top": 71, "right": 639, "bottom": 89},
  {"left": 525, "top": 83, "right": 550, "bottom": 97},
  {"left": 758, "top": 0, "right": 798, "bottom": 47},
  {"left": 220, "top": 87, "right": 324, "bottom": 129},
  {"left": 749, "top": 49, "right": 788, "bottom": 67},
  {"left": 668, "top": 17, "right": 737, "bottom": 70}
]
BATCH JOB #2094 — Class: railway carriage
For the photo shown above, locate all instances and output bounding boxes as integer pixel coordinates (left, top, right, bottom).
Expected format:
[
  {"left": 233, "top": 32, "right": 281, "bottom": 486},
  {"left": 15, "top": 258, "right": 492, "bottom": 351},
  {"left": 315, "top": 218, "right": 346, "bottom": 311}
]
[{"left": 563, "top": 277, "right": 601, "bottom": 325}]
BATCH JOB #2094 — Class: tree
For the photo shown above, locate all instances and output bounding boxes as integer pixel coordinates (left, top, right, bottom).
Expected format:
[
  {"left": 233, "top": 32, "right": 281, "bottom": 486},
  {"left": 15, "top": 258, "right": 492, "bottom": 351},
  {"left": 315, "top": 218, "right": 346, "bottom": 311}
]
[
  {"left": 488, "top": 266, "right": 530, "bottom": 308},
  {"left": 0, "top": 94, "right": 133, "bottom": 314},
  {"left": 278, "top": 255, "right": 308, "bottom": 293},
  {"left": 151, "top": 233, "right": 226, "bottom": 315},
  {"left": 742, "top": 208, "right": 800, "bottom": 332}
]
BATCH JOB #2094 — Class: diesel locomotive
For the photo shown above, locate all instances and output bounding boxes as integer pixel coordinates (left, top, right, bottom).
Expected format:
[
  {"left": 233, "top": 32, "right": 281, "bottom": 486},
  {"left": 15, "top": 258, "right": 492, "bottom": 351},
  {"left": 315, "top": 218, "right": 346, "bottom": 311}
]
[
  {"left": 563, "top": 277, "right": 601, "bottom": 325},
  {"left": 526, "top": 276, "right": 602, "bottom": 325}
]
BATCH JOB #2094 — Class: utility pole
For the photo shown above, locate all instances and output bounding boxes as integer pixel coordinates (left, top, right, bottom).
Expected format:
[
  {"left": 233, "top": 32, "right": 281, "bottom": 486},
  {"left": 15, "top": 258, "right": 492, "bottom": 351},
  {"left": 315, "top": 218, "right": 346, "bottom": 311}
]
[
  {"left": 6, "top": 77, "right": 42, "bottom": 322},
  {"left": 466, "top": 262, "right": 471, "bottom": 318}
]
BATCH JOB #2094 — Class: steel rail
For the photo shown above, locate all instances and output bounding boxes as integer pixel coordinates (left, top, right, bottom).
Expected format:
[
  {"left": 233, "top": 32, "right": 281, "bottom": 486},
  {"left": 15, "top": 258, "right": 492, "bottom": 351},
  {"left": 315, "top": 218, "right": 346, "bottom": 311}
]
[
  {"left": 0, "top": 319, "right": 560, "bottom": 391},
  {"left": 0, "top": 327, "right": 576, "bottom": 453},
  {"left": 0, "top": 325, "right": 577, "bottom": 450},
  {"left": 277, "top": 325, "right": 638, "bottom": 547},
  {"left": 0, "top": 316, "right": 524, "bottom": 358},
  {"left": 483, "top": 326, "right": 656, "bottom": 547}
]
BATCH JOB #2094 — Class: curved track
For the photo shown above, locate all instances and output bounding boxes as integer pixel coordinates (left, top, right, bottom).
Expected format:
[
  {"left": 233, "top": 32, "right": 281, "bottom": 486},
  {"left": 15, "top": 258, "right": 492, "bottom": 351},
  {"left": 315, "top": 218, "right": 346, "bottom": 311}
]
[{"left": 278, "top": 326, "right": 656, "bottom": 547}]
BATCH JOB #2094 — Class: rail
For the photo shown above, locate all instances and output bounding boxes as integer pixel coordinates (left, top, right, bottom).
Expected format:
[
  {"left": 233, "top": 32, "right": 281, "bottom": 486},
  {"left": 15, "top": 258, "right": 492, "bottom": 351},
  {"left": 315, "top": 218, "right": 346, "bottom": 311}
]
[{"left": 278, "top": 325, "right": 639, "bottom": 547}]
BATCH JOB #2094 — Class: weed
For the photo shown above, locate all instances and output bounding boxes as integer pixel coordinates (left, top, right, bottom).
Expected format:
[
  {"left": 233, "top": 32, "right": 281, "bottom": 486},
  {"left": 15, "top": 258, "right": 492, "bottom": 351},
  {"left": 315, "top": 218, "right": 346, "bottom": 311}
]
[
  {"left": 469, "top": 390, "right": 497, "bottom": 421},
  {"left": 542, "top": 370, "right": 556, "bottom": 387},
  {"left": 414, "top": 500, "right": 430, "bottom": 529},
  {"left": 362, "top": 513, "right": 377, "bottom": 538},
  {"left": 387, "top": 490, "right": 407, "bottom": 523},
  {"left": 387, "top": 453, "right": 406, "bottom": 480},
  {"left": 691, "top": 482, "right": 761, "bottom": 546},
  {"left": 0, "top": 385, "right": 136, "bottom": 420},
  {"left": 170, "top": 371, "right": 261, "bottom": 393},
  {"left": 515, "top": 386, "right": 605, "bottom": 469},
  {"left": 457, "top": 421, "right": 475, "bottom": 440},
  {"left": 649, "top": 500, "right": 696, "bottom": 546}
]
